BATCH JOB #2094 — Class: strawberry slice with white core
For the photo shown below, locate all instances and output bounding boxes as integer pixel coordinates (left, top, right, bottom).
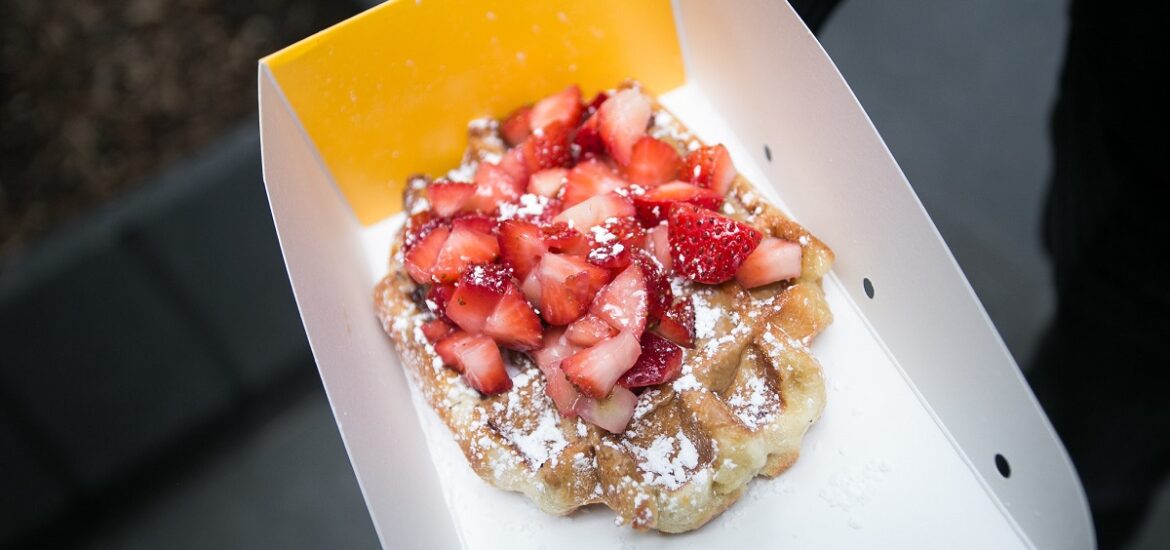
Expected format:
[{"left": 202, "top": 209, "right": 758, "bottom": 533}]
[
  {"left": 590, "top": 263, "right": 649, "bottom": 334},
  {"left": 633, "top": 253, "right": 672, "bottom": 322},
  {"left": 455, "top": 335, "right": 512, "bottom": 395},
  {"left": 565, "top": 313, "right": 619, "bottom": 347},
  {"left": 530, "top": 328, "right": 583, "bottom": 416},
  {"left": 527, "top": 168, "right": 568, "bottom": 198},
  {"left": 632, "top": 181, "right": 723, "bottom": 226},
  {"left": 681, "top": 144, "right": 737, "bottom": 196},
  {"left": 585, "top": 216, "right": 645, "bottom": 269},
  {"left": 536, "top": 253, "right": 595, "bottom": 325},
  {"left": 644, "top": 222, "right": 672, "bottom": 272},
  {"left": 553, "top": 192, "right": 635, "bottom": 233},
  {"left": 427, "top": 180, "right": 475, "bottom": 217},
  {"left": 618, "top": 332, "right": 683, "bottom": 388},
  {"left": 529, "top": 85, "right": 583, "bottom": 132},
  {"left": 500, "top": 105, "right": 532, "bottom": 146},
  {"left": 498, "top": 146, "right": 530, "bottom": 185},
  {"left": 484, "top": 286, "right": 543, "bottom": 350},
  {"left": 557, "top": 253, "right": 612, "bottom": 294},
  {"left": 597, "top": 89, "right": 652, "bottom": 166},
  {"left": 561, "top": 159, "right": 628, "bottom": 207},
  {"left": 425, "top": 282, "right": 456, "bottom": 322},
  {"left": 405, "top": 225, "right": 450, "bottom": 284},
  {"left": 431, "top": 217, "right": 500, "bottom": 282},
  {"left": 541, "top": 222, "right": 592, "bottom": 255},
  {"left": 446, "top": 264, "right": 511, "bottom": 334},
  {"left": 497, "top": 219, "right": 546, "bottom": 279},
  {"left": 574, "top": 385, "right": 638, "bottom": 433},
  {"left": 623, "top": 136, "right": 681, "bottom": 185},
  {"left": 420, "top": 319, "right": 455, "bottom": 343},
  {"left": 652, "top": 298, "right": 696, "bottom": 348},
  {"left": 522, "top": 121, "right": 573, "bottom": 173},
  {"left": 735, "top": 237, "right": 803, "bottom": 289},
  {"left": 434, "top": 331, "right": 474, "bottom": 372},
  {"left": 667, "top": 203, "right": 762, "bottom": 284},
  {"left": 561, "top": 330, "right": 642, "bottom": 399},
  {"left": 519, "top": 268, "right": 542, "bottom": 305},
  {"left": 467, "top": 162, "right": 524, "bottom": 213}
]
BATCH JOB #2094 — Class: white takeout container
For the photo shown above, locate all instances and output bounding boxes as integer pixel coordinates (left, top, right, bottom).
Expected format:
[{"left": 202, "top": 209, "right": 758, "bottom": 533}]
[{"left": 258, "top": 1, "right": 1093, "bottom": 547}]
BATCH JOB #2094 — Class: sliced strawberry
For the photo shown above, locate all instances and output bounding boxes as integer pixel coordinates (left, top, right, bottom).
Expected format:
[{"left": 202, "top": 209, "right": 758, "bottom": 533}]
[
  {"left": 522, "top": 121, "right": 573, "bottom": 173},
  {"left": 623, "top": 136, "right": 681, "bottom": 185},
  {"left": 561, "top": 159, "right": 628, "bottom": 207},
  {"left": 632, "top": 181, "right": 723, "bottom": 227},
  {"left": 529, "top": 85, "right": 583, "bottom": 132},
  {"left": 431, "top": 217, "right": 500, "bottom": 282},
  {"left": 455, "top": 334, "right": 512, "bottom": 395},
  {"left": 405, "top": 225, "right": 451, "bottom": 284},
  {"left": 501, "top": 105, "right": 532, "bottom": 147},
  {"left": 434, "top": 331, "right": 475, "bottom": 372},
  {"left": 451, "top": 213, "right": 498, "bottom": 234},
  {"left": 498, "top": 146, "right": 530, "bottom": 184},
  {"left": 735, "top": 237, "right": 803, "bottom": 289},
  {"left": 652, "top": 299, "right": 695, "bottom": 348},
  {"left": 403, "top": 211, "right": 440, "bottom": 254},
  {"left": 618, "top": 332, "right": 683, "bottom": 388},
  {"left": 561, "top": 330, "right": 642, "bottom": 399},
  {"left": 425, "top": 282, "right": 456, "bottom": 322},
  {"left": 565, "top": 313, "right": 619, "bottom": 347},
  {"left": 644, "top": 222, "right": 672, "bottom": 273},
  {"left": 497, "top": 219, "right": 546, "bottom": 279},
  {"left": 590, "top": 263, "right": 648, "bottom": 334},
  {"left": 467, "top": 162, "right": 524, "bottom": 214},
  {"left": 634, "top": 253, "right": 672, "bottom": 321},
  {"left": 586, "top": 216, "right": 646, "bottom": 269},
  {"left": 557, "top": 253, "right": 612, "bottom": 293},
  {"left": 681, "top": 144, "right": 737, "bottom": 195},
  {"left": 573, "top": 113, "right": 606, "bottom": 158},
  {"left": 597, "top": 89, "right": 652, "bottom": 166},
  {"left": 446, "top": 264, "right": 511, "bottom": 333},
  {"left": 582, "top": 91, "right": 609, "bottom": 120},
  {"left": 519, "top": 268, "right": 542, "bottom": 305},
  {"left": 421, "top": 319, "right": 456, "bottom": 343},
  {"left": 427, "top": 180, "right": 475, "bottom": 217},
  {"left": 537, "top": 254, "right": 595, "bottom": 325},
  {"left": 668, "top": 203, "right": 762, "bottom": 284},
  {"left": 574, "top": 385, "right": 637, "bottom": 433},
  {"left": 484, "top": 286, "right": 543, "bottom": 350},
  {"left": 541, "top": 222, "right": 592, "bottom": 255},
  {"left": 527, "top": 168, "right": 568, "bottom": 198},
  {"left": 530, "top": 328, "right": 583, "bottom": 416},
  {"left": 553, "top": 192, "right": 636, "bottom": 233}
]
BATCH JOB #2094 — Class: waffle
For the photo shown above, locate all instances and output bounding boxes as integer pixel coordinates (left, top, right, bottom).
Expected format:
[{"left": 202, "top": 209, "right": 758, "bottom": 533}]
[{"left": 373, "top": 96, "right": 833, "bottom": 532}]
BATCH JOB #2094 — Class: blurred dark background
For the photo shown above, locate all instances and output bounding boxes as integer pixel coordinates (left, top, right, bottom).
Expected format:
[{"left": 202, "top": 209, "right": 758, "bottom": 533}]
[{"left": 0, "top": 0, "right": 1165, "bottom": 548}]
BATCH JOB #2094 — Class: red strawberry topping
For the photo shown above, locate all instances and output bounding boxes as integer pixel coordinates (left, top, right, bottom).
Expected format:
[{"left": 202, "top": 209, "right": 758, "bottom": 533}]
[
  {"left": 431, "top": 217, "right": 500, "bottom": 282},
  {"left": 483, "top": 286, "right": 542, "bottom": 350},
  {"left": 561, "top": 330, "right": 642, "bottom": 398},
  {"left": 590, "top": 262, "right": 649, "bottom": 334},
  {"left": 573, "top": 386, "right": 637, "bottom": 433},
  {"left": 644, "top": 222, "right": 672, "bottom": 272},
  {"left": 586, "top": 216, "right": 646, "bottom": 269},
  {"left": 530, "top": 328, "right": 583, "bottom": 416},
  {"left": 618, "top": 332, "right": 683, "bottom": 388},
  {"left": 467, "top": 162, "right": 524, "bottom": 213},
  {"left": 597, "top": 89, "right": 652, "bottom": 166},
  {"left": 681, "top": 144, "right": 737, "bottom": 195},
  {"left": 529, "top": 85, "right": 583, "bottom": 132},
  {"left": 572, "top": 114, "right": 605, "bottom": 158},
  {"left": 420, "top": 319, "right": 455, "bottom": 343},
  {"left": 634, "top": 253, "right": 672, "bottom": 321},
  {"left": 445, "top": 264, "right": 511, "bottom": 334},
  {"left": 565, "top": 313, "right": 619, "bottom": 347},
  {"left": 405, "top": 224, "right": 451, "bottom": 284},
  {"left": 497, "top": 219, "right": 546, "bottom": 279},
  {"left": 527, "top": 168, "right": 568, "bottom": 198},
  {"left": 623, "top": 136, "right": 681, "bottom": 185},
  {"left": 561, "top": 159, "right": 628, "bottom": 207},
  {"left": 427, "top": 181, "right": 476, "bottom": 217},
  {"left": 541, "top": 222, "right": 591, "bottom": 256},
  {"left": 553, "top": 192, "right": 635, "bottom": 233},
  {"left": 425, "top": 282, "right": 456, "bottom": 322},
  {"left": 522, "top": 120, "right": 573, "bottom": 173},
  {"left": 453, "top": 334, "right": 512, "bottom": 395},
  {"left": 500, "top": 105, "right": 532, "bottom": 146},
  {"left": 667, "top": 203, "right": 762, "bottom": 284},
  {"left": 652, "top": 298, "right": 696, "bottom": 348},
  {"left": 632, "top": 181, "right": 723, "bottom": 227},
  {"left": 735, "top": 237, "right": 803, "bottom": 289}
]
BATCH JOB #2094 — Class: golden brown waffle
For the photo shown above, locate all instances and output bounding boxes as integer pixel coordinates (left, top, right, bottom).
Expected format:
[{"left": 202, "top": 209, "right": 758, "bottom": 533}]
[{"left": 373, "top": 98, "right": 833, "bottom": 532}]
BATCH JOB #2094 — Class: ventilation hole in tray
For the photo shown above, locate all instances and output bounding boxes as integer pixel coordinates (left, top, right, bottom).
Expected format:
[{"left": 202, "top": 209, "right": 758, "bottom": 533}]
[
  {"left": 995, "top": 454, "right": 1011, "bottom": 478},
  {"left": 764, "top": 144, "right": 773, "bottom": 162},
  {"left": 863, "top": 277, "right": 875, "bottom": 299}
]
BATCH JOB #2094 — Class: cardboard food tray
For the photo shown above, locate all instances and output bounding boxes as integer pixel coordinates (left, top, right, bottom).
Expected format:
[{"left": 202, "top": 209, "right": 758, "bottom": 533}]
[{"left": 257, "top": 1, "right": 1093, "bottom": 548}]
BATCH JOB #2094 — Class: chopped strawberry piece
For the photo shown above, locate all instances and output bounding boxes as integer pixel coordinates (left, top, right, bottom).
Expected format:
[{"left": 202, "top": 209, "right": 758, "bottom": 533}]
[
  {"left": 522, "top": 121, "right": 573, "bottom": 173},
  {"left": 501, "top": 105, "right": 533, "bottom": 147},
  {"left": 583, "top": 91, "right": 609, "bottom": 120},
  {"left": 573, "top": 114, "right": 606, "bottom": 158},
  {"left": 590, "top": 263, "right": 649, "bottom": 334},
  {"left": 421, "top": 319, "right": 456, "bottom": 343},
  {"left": 586, "top": 216, "right": 646, "bottom": 269},
  {"left": 681, "top": 144, "right": 737, "bottom": 195},
  {"left": 427, "top": 180, "right": 475, "bottom": 217},
  {"left": 403, "top": 211, "right": 440, "bottom": 253},
  {"left": 434, "top": 331, "right": 475, "bottom": 372},
  {"left": 652, "top": 298, "right": 695, "bottom": 348},
  {"left": 565, "top": 313, "right": 619, "bottom": 347},
  {"left": 632, "top": 181, "right": 723, "bottom": 226},
  {"left": 537, "top": 254, "right": 595, "bottom": 325},
  {"left": 425, "top": 283, "right": 456, "bottom": 322},
  {"left": 667, "top": 203, "right": 762, "bottom": 284},
  {"left": 597, "top": 89, "right": 652, "bottom": 166},
  {"left": 644, "top": 223, "right": 672, "bottom": 273},
  {"left": 618, "top": 332, "right": 683, "bottom": 388},
  {"left": 541, "top": 222, "right": 592, "bottom": 255},
  {"left": 561, "top": 159, "right": 628, "bottom": 207},
  {"left": 455, "top": 334, "right": 512, "bottom": 395},
  {"left": 519, "top": 268, "right": 542, "bottom": 306},
  {"left": 557, "top": 253, "right": 612, "bottom": 293},
  {"left": 451, "top": 214, "right": 498, "bottom": 234},
  {"left": 484, "top": 286, "right": 543, "bottom": 350},
  {"left": 735, "top": 237, "right": 802, "bottom": 289},
  {"left": 431, "top": 217, "right": 500, "bottom": 282},
  {"left": 468, "top": 162, "right": 524, "bottom": 214},
  {"left": 634, "top": 253, "right": 672, "bottom": 321},
  {"left": 446, "top": 264, "right": 511, "bottom": 333},
  {"left": 497, "top": 219, "right": 546, "bottom": 279},
  {"left": 498, "top": 146, "right": 530, "bottom": 184},
  {"left": 405, "top": 225, "right": 451, "bottom": 284},
  {"left": 561, "top": 330, "right": 642, "bottom": 399},
  {"left": 553, "top": 193, "right": 635, "bottom": 233},
  {"left": 530, "top": 328, "right": 583, "bottom": 416},
  {"left": 529, "top": 85, "right": 583, "bottom": 132},
  {"left": 574, "top": 385, "right": 637, "bottom": 433},
  {"left": 527, "top": 168, "right": 568, "bottom": 198},
  {"left": 623, "top": 136, "right": 681, "bottom": 185}
]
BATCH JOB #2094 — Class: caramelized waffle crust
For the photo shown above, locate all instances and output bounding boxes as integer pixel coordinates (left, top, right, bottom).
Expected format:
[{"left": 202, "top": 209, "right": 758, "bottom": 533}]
[{"left": 374, "top": 97, "right": 834, "bottom": 533}]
